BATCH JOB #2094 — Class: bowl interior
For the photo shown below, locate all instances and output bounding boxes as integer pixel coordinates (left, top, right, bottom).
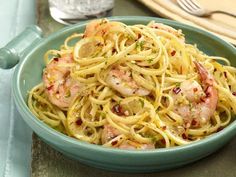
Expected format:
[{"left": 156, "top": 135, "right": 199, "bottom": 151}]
[{"left": 16, "top": 16, "right": 236, "bottom": 145}]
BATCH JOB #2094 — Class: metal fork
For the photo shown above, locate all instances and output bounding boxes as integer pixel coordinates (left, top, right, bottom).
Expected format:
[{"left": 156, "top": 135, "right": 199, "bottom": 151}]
[{"left": 177, "top": 0, "right": 236, "bottom": 18}]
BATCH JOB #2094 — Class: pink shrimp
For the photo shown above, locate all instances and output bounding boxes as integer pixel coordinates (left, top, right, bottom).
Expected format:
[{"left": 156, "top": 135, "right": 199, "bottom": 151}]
[
  {"left": 106, "top": 67, "right": 150, "bottom": 96},
  {"left": 43, "top": 55, "right": 83, "bottom": 109},
  {"left": 172, "top": 61, "right": 218, "bottom": 127},
  {"left": 101, "top": 124, "right": 121, "bottom": 144},
  {"left": 101, "top": 125, "right": 155, "bottom": 150},
  {"left": 84, "top": 19, "right": 104, "bottom": 37},
  {"left": 84, "top": 19, "right": 124, "bottom": 38}
]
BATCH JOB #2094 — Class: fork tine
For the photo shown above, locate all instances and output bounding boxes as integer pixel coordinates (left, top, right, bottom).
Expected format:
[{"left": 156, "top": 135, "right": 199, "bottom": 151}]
[
  {"left": 185, "top": 0, "right": 199, "bottom": 10},
  {"left": 177, "top": 0, "right": 194, "bottom": 14},
  {"left": 189, "top": 0, "right": 201, "bottom": 9}
]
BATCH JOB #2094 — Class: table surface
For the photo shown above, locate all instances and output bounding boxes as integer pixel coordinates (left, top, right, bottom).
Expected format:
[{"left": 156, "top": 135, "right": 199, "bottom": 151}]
[{"left": 32, "top": 0, "right": 236, "bottom": 177}]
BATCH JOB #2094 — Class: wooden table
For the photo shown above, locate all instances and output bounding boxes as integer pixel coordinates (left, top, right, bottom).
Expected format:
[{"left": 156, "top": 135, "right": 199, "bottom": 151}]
[{"left": 32, "top": 0, "right": 236, "bottom": 176}]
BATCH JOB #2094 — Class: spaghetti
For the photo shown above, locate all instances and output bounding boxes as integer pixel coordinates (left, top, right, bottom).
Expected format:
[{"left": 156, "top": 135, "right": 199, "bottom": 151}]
[{"left": 28, "top": 19, "right": 236, "bottom": 150}]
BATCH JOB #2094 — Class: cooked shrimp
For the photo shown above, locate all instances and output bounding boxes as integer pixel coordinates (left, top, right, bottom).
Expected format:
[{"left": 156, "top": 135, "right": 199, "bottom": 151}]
[
  {"left": 84, "top": 19, "right": 123, "bottom": 38},
  {"left": 84, "top": 19, "right": 103, "bottom": 37},
  {"left": 43, "top": 55, "right": 83, "bottom": 109},
  {"left": 106, "top": 67, "right": 150, "bottom": 96},
  {"left": 101, "top": 124, "right": 121, "bottom": 144},
  {"left": 172, "top": 61, "right": 218, "bottom": 127},
  {"left": 101, "top": 125, "right": 155, "bottom": 150}
]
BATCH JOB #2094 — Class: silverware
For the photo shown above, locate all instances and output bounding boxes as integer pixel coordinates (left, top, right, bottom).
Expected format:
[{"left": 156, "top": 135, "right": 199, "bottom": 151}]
[{"left": 177, "top": 0, "right": 236, "bottom": 18}]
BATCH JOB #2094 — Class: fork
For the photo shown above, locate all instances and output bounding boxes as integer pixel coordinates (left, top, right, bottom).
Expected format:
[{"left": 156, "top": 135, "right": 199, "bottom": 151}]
[{"left": 177, "top": 0, "right": 236, "bottom": 18}]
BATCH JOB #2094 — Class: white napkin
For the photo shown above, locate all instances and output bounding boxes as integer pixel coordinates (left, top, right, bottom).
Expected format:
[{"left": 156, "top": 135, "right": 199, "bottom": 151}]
[{"left": 0, "top": 0, "right": 36, "bottom": 176}]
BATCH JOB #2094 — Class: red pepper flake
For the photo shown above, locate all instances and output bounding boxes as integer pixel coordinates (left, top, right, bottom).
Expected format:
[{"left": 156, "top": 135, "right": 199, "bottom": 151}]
[
  {"left": 217, "top": 127, "right": 223, "bottom": 132},
  {"left": 171, "top": 50, "right": 176, "bottom": 56},
  {"left": 111, "top": 140, "right": 118, "bottom": 146},
  {"left": 46, "top": 85, "right": 53, "bottom": 90},
  {"left": 173, "top": 87, "right": 181, "bottom": 94},
  {"left": 191, "top": 119, "right": 198, "bottom": 126},
  {"left": 232, "top": 92, "right": 236, "bottom": 96},
  {"left": 205, "top": 90, "right": 211, "bottom": 98},
  {"left": 162, "top": 126, "right": 167, "bottom": 130},
  {"left": 112, "top": 104, "right": 124, "bottom": 116},
  {"left": 76, "top": 119, "right": 82, "bottom": 126},
  {"left": 161, "top": 139, "right": 166, "bottom": 145},
  {"left": 200, "top": 97, "right": 205, "bottom": 102},
  {"left": 204, "top": 86, "right": 211, "bottom": 97},
  {"left": 101, "top": 29, "right": 106, "bottom": 35},
  {"left": 53, "top": 58, "right": 59, "bottom": 62},
  {"left": 193, "top": 88, "right": 198, "bottom": 92},
  {"left": 112, "top": 48, "right": 117, "bottom": 53},
  {"left": 138, "top": 33, "right": 141, "bottom": 39},
  {"left": 148, "top": 94, "right": 155, "bottom": 100},
  {"left": 223, "top": 71, "right": 227, "bottom": 78},
  {"left": 96, "top": 42, "right": 101, "bottom": 47},
  {"left": 182, "top": 133, "right": 188, "bottom": 139},
  {"left": 206, "top": 93, "right": 211, "bottom": 98}
]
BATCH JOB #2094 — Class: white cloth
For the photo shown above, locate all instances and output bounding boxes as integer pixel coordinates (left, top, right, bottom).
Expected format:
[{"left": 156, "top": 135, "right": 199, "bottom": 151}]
[{"left": 0, "top": 0, "right": 35, "bottom": 176}]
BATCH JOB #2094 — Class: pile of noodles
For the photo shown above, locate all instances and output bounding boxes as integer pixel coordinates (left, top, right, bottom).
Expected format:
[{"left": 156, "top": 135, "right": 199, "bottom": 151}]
[{"left": 28, "top": 19, "right": 236, "bottom": 149}]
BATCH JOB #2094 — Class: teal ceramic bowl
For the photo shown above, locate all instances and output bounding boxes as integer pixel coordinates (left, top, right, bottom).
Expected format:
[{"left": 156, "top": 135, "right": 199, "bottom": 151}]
[{"left": 1, "top": 16, "right": 236, "bottom": 173}]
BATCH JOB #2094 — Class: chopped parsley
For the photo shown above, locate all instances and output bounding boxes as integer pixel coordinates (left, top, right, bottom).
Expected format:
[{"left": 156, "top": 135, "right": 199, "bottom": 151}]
[
  {"left": 99, "top": 19, "right": 107, "bottom": 25},
  {"left": 136, "top": 41, "right": 145, "bottom": 50},
  {"left": 139, "top": 99, "right": 144, "bottom": 108},
  {"left": 126, "top": 34, "right": 134, "bottom": 40},
  {"left": 147, "top": 58, "right": 154, "bottom": 63},
  {"left": 65, "top": 90, "right": 71, "bottom": 98},
  {"left": 100, "top": 112, "right": 106, "bottom": 118},
  {"left": 176, "top": 82, "right": 181, "bottom": 87}
]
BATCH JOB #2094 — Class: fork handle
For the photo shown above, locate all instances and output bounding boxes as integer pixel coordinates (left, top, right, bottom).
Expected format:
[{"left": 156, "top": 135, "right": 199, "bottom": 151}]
[{"left": 211, "top": 10, "right": 236, "bottom": 18}]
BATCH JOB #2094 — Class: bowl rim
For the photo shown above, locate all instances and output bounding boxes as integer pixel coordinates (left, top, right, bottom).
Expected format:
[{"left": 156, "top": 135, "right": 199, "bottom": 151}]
[{"left": 13, "top": 16, "right": 236, "bottom": 155}]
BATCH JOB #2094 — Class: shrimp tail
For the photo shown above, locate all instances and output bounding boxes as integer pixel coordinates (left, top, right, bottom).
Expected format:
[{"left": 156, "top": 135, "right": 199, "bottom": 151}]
[
  {"left": 194, "top": 61, "right": 214, "bottom": 87},
  {"left": 194, "top": 61, "right": 218, "bottom": 124}
]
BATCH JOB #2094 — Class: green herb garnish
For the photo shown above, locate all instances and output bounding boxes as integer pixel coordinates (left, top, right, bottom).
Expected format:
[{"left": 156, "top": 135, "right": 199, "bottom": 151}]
[
  {"left": 136, "top": 41, "right": 145, "bottom": 50},
  {"left": 139, "top": 99, "right": 144, "bottom": 108},
  {"left": 100, "top": 112, "right": 106, "bottom": 118},
  {"left": 65, "top": 90, "right": 71, "bottom": 98},
  {"left": 176, "top": 82, "right": 181, "bottom": 87},
  {"left": 147, "top": 58, "right": 154, "bottom": 63}
]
